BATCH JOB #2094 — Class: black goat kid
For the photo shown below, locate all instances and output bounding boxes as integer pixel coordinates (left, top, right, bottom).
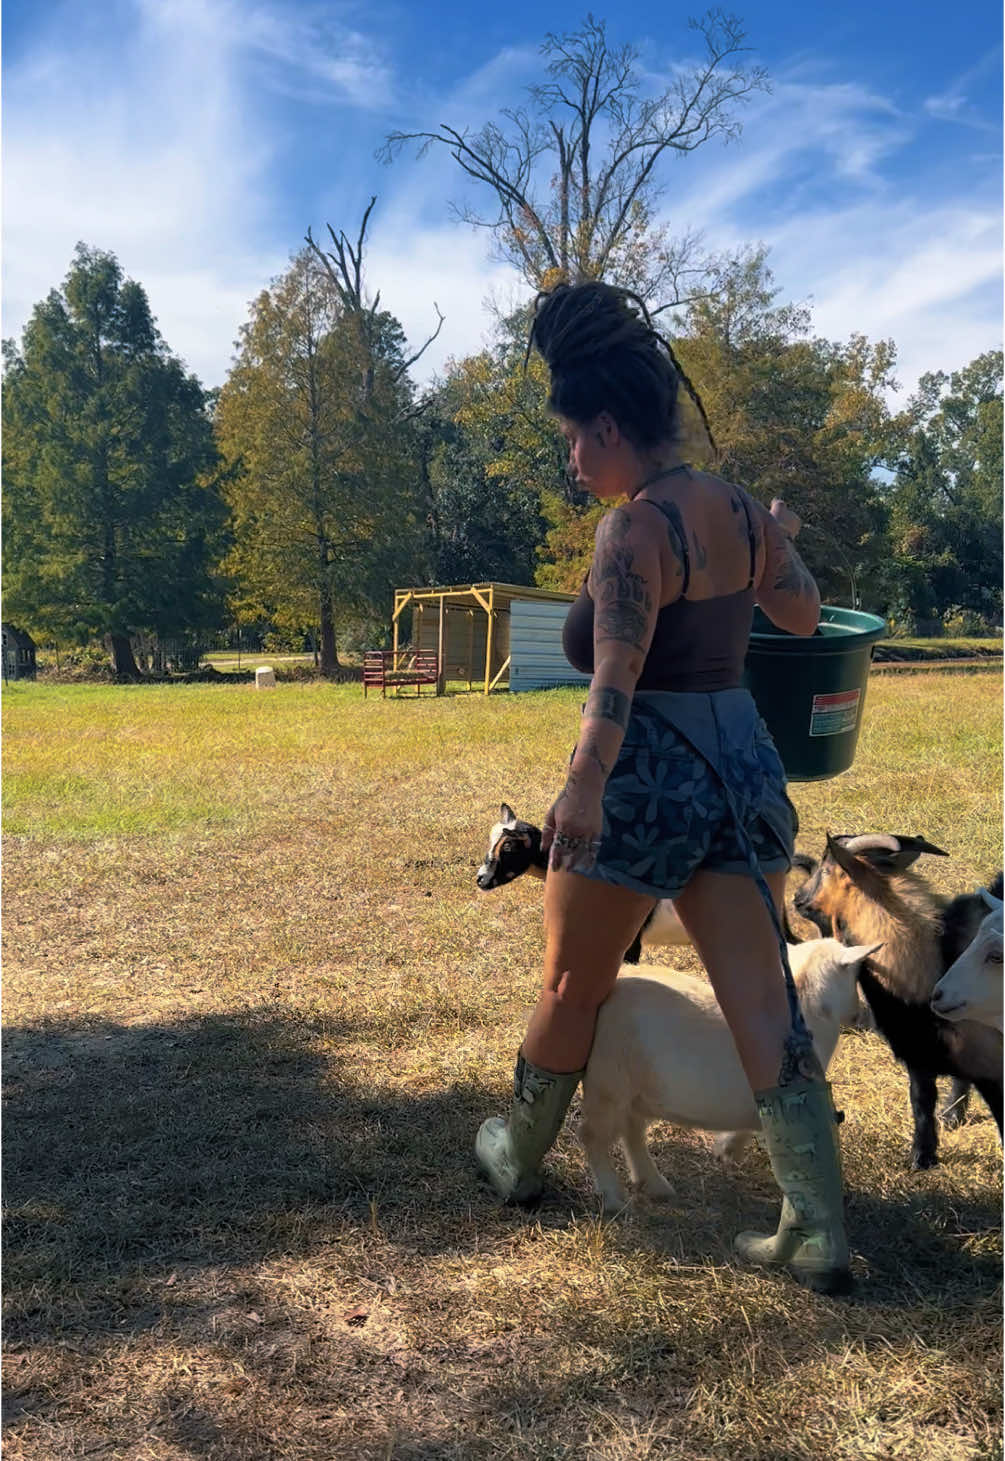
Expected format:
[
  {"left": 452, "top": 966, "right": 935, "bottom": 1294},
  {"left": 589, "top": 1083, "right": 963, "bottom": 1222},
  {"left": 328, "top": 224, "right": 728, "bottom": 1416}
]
[{"left": 795, "top": 832, "right": 1003, "bottom": 1169}]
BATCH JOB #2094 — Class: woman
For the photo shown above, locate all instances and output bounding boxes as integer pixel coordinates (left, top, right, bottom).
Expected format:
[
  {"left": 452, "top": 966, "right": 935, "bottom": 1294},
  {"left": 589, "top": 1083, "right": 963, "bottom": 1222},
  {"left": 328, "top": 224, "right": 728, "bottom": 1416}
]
[{"left": 476, "top": 281, "right": 852, "bottom": 1296}]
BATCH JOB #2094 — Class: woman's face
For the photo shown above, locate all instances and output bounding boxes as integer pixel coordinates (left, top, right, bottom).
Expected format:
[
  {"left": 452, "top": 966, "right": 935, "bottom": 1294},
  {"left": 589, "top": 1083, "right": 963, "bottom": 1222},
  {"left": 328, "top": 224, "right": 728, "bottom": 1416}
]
[{"left": 557, "top": 413, "right": 628, "bottom": 498}]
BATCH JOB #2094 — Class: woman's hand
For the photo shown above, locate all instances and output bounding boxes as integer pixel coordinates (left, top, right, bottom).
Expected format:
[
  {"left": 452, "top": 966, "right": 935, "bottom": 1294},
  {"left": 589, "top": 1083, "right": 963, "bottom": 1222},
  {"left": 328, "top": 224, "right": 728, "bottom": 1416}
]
[
  {"left": 770, "top": 498, "right": 802, "bottom": 540},
  {"left": 542, "top": 774, "right": 604, "bottom": 873}
]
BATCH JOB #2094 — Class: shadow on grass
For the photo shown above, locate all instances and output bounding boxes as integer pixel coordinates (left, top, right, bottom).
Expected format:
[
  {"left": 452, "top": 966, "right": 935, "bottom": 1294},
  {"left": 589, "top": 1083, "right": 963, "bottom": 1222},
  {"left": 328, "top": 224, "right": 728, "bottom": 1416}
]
[
  {"left": 5, "top": 1008, "right": 1001, "bottom": 1296},
  {"left": 3, "top": 1008, "right": 496, "bottom": 1290},
  {"left": 3, "top": 1008, "right": 1001, "bottom": 1458}
]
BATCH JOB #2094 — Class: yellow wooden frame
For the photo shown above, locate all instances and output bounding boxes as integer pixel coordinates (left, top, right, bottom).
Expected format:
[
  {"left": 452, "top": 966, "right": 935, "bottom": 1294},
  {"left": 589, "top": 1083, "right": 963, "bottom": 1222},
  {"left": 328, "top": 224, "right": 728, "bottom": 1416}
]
[{"left": 390, "top": 582, "right": 575, "bottom": 695}]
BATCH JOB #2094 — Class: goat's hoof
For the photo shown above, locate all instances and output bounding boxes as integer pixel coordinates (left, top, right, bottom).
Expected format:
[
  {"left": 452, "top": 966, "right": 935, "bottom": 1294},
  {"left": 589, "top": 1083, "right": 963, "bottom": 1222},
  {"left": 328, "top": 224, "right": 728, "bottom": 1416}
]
[
  {"left": 713, "top": 1134, "right": 751, "bottom": 1163},
  {"left": 940, "top": 1108, "right": 968, "bottom": 1131},
  {"left": 911, "top": 1151, "right": 938, "bottom": 1171},
  {"left": 597, "top": 1190, "right": 629, "bottom": 1215},
  {"left": 638, "top": 1179, "right": 674, "bottom": 1201}
]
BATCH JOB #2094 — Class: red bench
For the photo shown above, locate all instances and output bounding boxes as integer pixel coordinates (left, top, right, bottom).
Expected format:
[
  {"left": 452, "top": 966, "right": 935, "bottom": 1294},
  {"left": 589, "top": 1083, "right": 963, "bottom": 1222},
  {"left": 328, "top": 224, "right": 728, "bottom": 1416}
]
[{"left": 363, "top": 650, "right": 440, "bottom": 697}]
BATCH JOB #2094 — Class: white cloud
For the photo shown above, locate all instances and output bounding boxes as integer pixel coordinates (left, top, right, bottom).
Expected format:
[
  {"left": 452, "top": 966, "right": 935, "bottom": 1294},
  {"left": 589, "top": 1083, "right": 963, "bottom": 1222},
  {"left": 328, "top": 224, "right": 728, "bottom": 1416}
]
[
  {"left": 2, "top": 1, "right": 290, "bottom": 381},
  {"left": 656, "top": 71, "right": 1002, "bottom": 399},
  {"left": 767, "top": 201, "right": 1002, "bottom": 396},
  {"left": 3, "top": 15, "right": 1000, "bottom": 405},
  {"left": 923, "top": 48, "right": 1002, "bottom": 133},
  {"left": 665, "top": 76, "right": 910, "bottom": 225},
  {"left": 134, "top": 0, "right": 396, "bottom": 109},
  {"left": 2, "top": 0, "right": 395, "bottom": 384}
]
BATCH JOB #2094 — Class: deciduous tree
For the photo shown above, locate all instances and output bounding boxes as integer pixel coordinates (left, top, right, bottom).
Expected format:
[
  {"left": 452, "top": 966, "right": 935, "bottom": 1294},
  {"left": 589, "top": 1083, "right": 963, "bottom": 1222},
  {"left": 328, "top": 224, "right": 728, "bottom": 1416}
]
[
  {"left": 381, "top": 12, "right": 767, "bottom": 306},
  {"left": 673, "top": 248, "right": 895, "bottom": 609},
  {"left": 215, "top": 248, "right": 426, "bottom": 673},
  {"left": 884, "top": 351, "right": 1003, "bottom": 632}
]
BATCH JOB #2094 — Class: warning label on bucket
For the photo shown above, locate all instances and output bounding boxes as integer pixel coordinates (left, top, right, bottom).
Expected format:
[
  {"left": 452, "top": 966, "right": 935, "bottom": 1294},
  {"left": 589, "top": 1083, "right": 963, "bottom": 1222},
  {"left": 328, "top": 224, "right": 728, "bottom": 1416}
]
[{"left": 809, "top": 689, "right": 861, "bottom": 737}]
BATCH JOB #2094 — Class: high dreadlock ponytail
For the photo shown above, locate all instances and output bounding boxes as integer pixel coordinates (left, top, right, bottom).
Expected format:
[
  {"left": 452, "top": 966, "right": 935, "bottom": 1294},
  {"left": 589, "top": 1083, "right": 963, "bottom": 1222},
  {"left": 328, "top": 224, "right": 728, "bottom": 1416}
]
[{"left": 527, "top": 281, "right": 716, "bottom": 458}]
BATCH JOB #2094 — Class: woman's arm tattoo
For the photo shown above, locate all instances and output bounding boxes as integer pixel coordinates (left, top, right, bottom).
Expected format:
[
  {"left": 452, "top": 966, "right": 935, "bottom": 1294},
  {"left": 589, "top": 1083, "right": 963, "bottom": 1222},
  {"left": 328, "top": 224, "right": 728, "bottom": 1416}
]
[
  {"left": 593, "top": 509, "right": 653, "bottom": 652},
  {"left": 574, "top": 733, "right": 612, "bottom": 780},
  {"left": 585, "top": 686, "right": 631, "bottom": 730},
  {"left": 773, "top": 540, "right": 815, "bottom": 596}
]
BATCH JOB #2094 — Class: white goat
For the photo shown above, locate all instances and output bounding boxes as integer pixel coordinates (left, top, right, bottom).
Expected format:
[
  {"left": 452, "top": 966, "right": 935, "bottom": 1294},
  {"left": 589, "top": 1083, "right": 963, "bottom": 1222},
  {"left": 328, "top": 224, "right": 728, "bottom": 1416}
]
[
  {"left": 931, "top": 889, "right": 1004, "bottom": 1034},
  {"left": 579, "top": 938, "right": 878, "bottom": 1213}
]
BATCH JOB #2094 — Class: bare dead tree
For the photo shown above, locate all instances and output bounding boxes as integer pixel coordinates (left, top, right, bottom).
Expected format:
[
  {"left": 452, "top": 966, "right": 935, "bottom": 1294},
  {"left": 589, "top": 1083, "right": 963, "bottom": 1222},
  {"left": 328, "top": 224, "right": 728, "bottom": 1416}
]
[
  {"left": 379, "top": 11, "right": 769, "bottom": 309},
  {"left": 305, "top": 196, "right": 444, "bottom": 412}
]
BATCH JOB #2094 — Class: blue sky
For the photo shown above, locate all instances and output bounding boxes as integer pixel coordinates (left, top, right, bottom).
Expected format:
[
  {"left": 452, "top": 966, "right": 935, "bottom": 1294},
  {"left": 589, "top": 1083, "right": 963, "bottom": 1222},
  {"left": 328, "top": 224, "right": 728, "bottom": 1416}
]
[{"left": 3, "top": 0, "right": 1001, "bottom": 402}]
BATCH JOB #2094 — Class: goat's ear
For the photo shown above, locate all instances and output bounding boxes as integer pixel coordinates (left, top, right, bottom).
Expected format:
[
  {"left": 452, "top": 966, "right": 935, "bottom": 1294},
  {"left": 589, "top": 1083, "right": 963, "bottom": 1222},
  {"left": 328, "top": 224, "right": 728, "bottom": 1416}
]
[
  {"left": 500, "top": 802, "right": 517, "bottom": 825},
  {"left": 980, "top": 886, "right": 1005, "bottom": 913},
  {"left": 839, "top": 941, "right": 883, "bottom": 965},
  {"left": 791, "top": 851, "right": 818, "bottom": 876},
  {"left": 896, "top": 836, "right": 948, "bottom": 857}
]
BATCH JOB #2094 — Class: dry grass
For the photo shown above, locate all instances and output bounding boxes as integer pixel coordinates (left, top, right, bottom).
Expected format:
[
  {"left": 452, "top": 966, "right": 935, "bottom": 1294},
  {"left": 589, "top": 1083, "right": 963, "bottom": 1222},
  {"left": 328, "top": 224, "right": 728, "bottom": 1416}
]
[{"left": 3, "top": 673, "right": 1002, "bottom": 1461}]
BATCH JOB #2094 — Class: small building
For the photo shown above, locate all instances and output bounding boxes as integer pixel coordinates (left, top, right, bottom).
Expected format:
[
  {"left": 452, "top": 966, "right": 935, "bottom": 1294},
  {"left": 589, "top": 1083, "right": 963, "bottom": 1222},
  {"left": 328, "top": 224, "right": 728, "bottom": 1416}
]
[
  {"left": 2, "top": 624, "right": 37, "bottom": 681},
  {"left": 392, "top": 582, "right": 589, "bottom": 693},
  {"left": 509, "top": 597, "right": 591, "bottom": 692}
]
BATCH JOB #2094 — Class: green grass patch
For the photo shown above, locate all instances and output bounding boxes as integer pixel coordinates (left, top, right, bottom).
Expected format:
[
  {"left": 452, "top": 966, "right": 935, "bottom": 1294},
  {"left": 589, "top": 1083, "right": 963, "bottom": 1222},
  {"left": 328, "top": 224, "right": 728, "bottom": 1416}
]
[
  {"left": 878, "top": 636, "right": 1003, "bottom": 659},
  {"left": 3, "top": 671, "right": 1002, "bottom": 1460}
]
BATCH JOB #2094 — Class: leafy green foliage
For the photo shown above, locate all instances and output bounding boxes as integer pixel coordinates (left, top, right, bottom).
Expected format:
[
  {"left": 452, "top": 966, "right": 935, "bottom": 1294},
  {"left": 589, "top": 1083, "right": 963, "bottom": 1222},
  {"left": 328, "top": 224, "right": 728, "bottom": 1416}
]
[
  {"left": 215, "top": 251, "right": 426, "bottom": 672},
  {"left": 421, "top": 312, "right": 588, "bottom": 590},
  {"left": 1, "top": 244, "right": 226, "bottom": 671},
  {"left": 883, "top": 352, "right": 1003, "bottom": 634},
  {"left": 672, "top": 248, "right": 895, "bottom": 610}
]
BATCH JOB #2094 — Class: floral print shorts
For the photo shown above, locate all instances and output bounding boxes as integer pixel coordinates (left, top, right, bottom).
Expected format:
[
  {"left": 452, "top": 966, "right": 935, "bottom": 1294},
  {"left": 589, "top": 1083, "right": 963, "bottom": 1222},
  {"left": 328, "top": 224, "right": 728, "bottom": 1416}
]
[{"left": 581, "top": 689, "right": 797, "bottom": 901}]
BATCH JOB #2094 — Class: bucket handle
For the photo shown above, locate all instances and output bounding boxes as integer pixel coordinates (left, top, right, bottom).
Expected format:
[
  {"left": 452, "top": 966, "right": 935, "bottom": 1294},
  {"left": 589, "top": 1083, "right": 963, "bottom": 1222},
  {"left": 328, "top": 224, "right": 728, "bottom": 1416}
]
[{"left": 801, "top": 523, "right": 860, "bottom": 611}]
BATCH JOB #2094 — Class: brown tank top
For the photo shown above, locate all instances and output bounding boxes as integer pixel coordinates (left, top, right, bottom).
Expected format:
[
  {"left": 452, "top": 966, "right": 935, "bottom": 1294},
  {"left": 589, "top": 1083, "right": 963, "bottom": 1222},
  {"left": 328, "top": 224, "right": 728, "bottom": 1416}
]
[{"left": 562, "top": 489, "right": 758, "bottom": 693}]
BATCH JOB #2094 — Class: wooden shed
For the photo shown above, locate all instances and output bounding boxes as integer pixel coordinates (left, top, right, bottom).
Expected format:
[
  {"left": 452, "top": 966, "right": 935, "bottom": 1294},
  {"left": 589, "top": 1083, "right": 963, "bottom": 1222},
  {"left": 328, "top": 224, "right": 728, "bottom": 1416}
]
[
  {"left": 392, "top": 582, "right": 586, "bottom": 694},
  {"left": 2, "top": 623, "right": 37, "bottom": 681}
]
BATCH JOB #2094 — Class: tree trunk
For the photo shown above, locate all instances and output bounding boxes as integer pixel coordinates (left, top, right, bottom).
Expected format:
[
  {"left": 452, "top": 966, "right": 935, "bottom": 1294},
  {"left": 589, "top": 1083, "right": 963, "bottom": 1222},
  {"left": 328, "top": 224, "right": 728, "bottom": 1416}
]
[
  {"left": 106, "top": 633, "right": 142, "bottom": 678},
  {"left": 319, "top": 593, "right": 340, "bottom": 678}
]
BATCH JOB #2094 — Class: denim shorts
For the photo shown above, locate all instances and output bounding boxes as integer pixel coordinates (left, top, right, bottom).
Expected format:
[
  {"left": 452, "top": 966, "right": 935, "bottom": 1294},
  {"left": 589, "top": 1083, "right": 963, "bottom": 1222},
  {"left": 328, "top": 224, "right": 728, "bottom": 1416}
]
[{"left": 579, "top": 689, "right": 797, "bottom": 901}]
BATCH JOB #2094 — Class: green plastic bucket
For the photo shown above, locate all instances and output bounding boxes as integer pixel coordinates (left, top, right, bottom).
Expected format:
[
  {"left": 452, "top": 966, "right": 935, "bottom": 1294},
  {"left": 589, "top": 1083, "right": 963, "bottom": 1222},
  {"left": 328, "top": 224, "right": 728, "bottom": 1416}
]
[{"left": 742, "top": 606, "right": 887, "bottom": 782}]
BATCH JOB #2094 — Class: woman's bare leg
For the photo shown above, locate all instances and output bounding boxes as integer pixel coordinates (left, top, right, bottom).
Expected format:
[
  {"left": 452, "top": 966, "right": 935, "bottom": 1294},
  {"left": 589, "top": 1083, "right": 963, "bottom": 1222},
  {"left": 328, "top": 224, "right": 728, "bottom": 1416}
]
[
  {"left": 671, "top": 868, "right": 793, "bottom": 1093},
  {"left": 521, "top": 869, "right": 656, "bottom": 1073}
]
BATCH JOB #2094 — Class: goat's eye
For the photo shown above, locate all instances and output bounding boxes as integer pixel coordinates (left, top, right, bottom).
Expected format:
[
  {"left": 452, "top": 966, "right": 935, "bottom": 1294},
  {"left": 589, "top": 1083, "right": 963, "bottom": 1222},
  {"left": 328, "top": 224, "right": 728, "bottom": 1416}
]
[{"left": 988, "top": 950, "right": 1004, "bottom": 965}]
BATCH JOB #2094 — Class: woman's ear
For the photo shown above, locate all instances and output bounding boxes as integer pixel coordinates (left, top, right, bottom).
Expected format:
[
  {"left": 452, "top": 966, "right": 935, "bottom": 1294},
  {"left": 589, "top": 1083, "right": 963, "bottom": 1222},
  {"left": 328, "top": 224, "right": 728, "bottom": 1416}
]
[{"left": 594, "top": 411, "right": 620, "bottom": 448}]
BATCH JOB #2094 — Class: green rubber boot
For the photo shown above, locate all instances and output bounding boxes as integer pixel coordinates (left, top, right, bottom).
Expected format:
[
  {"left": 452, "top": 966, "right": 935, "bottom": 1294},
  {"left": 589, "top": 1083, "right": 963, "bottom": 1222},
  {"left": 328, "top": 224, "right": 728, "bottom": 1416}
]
[
  {"left": 476, "top": 1052, "right": 584, "bottom": 1203},
  {"left": 735, "top": 1079, "right": 854, "bottom": 1296}
]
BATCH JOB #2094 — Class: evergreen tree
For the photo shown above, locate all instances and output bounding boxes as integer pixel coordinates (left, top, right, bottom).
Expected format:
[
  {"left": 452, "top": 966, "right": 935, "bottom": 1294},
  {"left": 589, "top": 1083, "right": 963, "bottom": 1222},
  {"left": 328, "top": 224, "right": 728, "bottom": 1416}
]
[{"left": 2, "top": 244, "right": 225, "bottom": 675}]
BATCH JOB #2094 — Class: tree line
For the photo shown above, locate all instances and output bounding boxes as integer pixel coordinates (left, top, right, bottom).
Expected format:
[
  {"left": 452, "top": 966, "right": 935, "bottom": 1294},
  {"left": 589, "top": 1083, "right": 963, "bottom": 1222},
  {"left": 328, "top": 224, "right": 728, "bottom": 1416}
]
[{"left": 3, "top": 15, "right": 1001, "bottom": 676}]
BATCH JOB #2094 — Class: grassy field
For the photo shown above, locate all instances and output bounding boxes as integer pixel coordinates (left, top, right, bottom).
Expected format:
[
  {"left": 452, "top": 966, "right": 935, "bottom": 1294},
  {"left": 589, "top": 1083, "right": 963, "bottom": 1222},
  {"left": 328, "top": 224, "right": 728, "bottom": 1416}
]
[
  {"left": 3, "top": 673, "right": 1002, "bottom": 1461},
  {"left": 880, "top": 639, "right": 1002, "bottom": 655}
]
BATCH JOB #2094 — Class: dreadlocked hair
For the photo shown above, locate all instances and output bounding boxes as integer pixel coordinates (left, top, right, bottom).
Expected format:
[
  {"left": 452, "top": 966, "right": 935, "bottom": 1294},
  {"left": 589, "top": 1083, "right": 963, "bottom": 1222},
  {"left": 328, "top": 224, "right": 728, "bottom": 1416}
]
[{"left": 526, "top": 281, "right": 716, "bottom": 457}]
